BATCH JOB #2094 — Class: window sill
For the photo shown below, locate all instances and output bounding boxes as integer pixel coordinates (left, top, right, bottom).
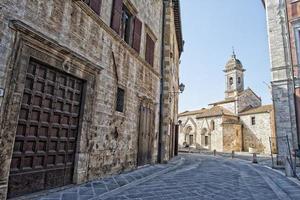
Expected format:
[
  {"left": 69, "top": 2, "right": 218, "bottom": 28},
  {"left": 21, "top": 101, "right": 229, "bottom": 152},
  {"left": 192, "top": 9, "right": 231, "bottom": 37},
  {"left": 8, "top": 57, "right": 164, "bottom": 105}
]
[{"left": 114, "top": 111, "right": 126, "bottom": 118}]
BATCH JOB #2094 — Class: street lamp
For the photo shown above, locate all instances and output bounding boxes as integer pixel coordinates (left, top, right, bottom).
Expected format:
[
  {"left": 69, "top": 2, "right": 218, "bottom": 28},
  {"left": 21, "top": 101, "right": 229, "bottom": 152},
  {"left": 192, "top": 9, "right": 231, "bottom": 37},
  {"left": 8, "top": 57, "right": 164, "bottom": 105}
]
[
  {"left": 169, "top": 83, "right": 185, "bottom": 102},
  {"left": 179, "top": 83, "right": 185, "bottom": 93},
  {"left": 170, "top": 83, "right": 185, "bottom": 94}
]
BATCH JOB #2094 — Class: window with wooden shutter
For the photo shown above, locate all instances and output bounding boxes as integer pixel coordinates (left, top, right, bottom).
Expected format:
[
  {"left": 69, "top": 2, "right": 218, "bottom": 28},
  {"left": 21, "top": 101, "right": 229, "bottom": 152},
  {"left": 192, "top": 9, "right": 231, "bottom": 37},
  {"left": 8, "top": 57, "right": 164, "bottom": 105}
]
[
  {"left": 132, "top": 17, "right": 142, "bottom": 53},
  {"left": 111, "top": 0, "right": 123, "bottom": 34},
  {"left": 83, "top": 0, "right": 102, "bottom": 15},
  {"left": 145, "top": 34, "right": 155, "bottom": 66}
]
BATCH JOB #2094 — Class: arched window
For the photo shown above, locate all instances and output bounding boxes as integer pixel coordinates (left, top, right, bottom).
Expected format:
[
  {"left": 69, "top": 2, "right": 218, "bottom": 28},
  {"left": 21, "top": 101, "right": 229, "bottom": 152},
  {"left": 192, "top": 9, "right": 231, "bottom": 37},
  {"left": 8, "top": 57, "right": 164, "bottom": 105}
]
[
  {"left": 238, "top": 77, "right": 241, "bottom": 84},
  {"left": 229, "top": 77, "right": 233, "bottom": 85}
]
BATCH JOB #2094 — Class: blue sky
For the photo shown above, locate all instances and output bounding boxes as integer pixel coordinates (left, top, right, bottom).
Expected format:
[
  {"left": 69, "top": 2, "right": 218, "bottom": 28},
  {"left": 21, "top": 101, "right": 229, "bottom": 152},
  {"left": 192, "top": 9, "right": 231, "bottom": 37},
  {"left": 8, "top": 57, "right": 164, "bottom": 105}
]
[{"left": 179, "top": 0, "right": 271, "bottom": 113}]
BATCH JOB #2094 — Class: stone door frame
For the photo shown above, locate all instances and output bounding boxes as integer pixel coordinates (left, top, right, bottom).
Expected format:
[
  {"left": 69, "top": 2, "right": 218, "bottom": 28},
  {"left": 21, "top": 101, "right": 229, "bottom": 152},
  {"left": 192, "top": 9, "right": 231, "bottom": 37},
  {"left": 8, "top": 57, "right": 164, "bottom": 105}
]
[{"left": 0, "top": 20, "right": 102, "bottom": 197}]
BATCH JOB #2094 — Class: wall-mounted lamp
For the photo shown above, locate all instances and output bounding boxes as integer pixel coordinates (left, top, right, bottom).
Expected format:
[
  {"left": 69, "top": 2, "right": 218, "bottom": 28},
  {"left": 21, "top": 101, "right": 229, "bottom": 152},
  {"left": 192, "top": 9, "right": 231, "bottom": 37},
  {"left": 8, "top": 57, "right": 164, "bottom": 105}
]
[
  {"left": 169, "top": 83, "right": 185, "bottom": 95},
  {"left": 169, "top": 83, "right": 185, "bottom": 102}
]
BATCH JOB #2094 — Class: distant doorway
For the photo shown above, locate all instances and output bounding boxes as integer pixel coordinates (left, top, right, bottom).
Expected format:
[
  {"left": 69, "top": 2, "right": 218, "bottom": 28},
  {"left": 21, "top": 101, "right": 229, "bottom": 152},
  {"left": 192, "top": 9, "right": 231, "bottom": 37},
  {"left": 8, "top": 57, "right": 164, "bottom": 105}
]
[{"left": 137, "top": 100, "right": 154, "bottom": 166}]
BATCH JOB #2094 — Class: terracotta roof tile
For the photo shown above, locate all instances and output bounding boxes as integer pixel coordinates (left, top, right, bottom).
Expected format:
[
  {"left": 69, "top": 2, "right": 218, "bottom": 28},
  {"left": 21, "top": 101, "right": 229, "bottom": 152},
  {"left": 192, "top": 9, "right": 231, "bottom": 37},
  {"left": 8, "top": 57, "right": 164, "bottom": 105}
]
[
  {"left": 178, "top": 108, "right": 206, "bottom": 117},
  {"left": 239, "top": 104, "right": 273, "bottom": 115},
  {"left": 196, "top": 106, "right": 236, "bottom": 118},
  {"left": 209, "top": 97, "right": 236, "bottom": 106}
]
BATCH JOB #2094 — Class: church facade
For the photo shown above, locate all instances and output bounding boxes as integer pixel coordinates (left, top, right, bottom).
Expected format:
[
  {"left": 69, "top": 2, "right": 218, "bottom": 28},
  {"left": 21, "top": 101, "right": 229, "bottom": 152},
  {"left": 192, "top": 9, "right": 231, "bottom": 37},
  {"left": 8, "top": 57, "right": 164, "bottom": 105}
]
[{"left": 178, "top": 53, "right": 276, "bottom": 154}]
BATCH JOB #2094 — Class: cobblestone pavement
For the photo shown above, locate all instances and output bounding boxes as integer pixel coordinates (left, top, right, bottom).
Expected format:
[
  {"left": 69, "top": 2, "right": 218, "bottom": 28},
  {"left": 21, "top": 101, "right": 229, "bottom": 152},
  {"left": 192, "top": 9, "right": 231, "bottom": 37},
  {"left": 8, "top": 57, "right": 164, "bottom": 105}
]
[{"left": 20, "top": 154, "right": 300, "bottom": 200}]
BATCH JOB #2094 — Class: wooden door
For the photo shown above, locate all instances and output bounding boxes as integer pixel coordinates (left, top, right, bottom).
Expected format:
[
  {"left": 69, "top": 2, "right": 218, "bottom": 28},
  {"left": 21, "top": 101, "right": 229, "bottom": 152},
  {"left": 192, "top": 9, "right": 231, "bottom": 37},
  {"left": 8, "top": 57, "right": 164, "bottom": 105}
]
[
  {"left": 8, "top": 60, "right": 83, "bottom": 197},
  {"left": 137, "top": 101, "right": 154, "bottom": 166}
]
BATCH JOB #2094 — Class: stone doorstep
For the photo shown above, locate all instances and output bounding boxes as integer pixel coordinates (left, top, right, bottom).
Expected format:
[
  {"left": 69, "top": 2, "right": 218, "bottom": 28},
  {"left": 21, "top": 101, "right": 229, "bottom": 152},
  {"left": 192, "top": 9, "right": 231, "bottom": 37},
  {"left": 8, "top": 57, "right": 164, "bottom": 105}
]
[{"left": 9, "top": 157, "right": 184, "bottom": 200}]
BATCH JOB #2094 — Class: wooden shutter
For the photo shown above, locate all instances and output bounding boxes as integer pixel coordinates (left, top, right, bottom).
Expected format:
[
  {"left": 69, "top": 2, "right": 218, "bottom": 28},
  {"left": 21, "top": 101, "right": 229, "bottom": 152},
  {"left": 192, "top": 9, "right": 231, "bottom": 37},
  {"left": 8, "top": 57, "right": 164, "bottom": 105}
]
[
  {"left": 292, "top": 3, "right": 298, "bottom": 17},
  {"left": 132, "top": 17, "right": 142, "bottom": 53},
  {"left": 111, "top": 0, "right": 123, "bottom": 34},
  {"left": 83, "top": 0, "right": 102, "bottom": 15},
  {"left": 145, "top": 34, "right": 155, "bottom": 67},
  {"left": 90, "top": 0, "right": 102, "bottom": 15}
]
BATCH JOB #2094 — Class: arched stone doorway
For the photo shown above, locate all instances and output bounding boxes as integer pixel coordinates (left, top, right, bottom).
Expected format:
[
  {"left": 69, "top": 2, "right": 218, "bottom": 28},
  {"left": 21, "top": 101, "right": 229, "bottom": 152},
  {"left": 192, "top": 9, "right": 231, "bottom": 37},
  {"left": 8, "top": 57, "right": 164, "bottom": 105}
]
[{"left": 184, "top": 126, "right": 196, "bottom": 147}]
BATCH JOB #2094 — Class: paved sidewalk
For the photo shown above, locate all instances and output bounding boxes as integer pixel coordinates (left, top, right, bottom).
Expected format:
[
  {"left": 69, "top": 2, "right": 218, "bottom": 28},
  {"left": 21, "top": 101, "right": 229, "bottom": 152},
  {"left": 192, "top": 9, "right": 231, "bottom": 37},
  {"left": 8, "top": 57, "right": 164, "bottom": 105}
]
[
  {"left": 97, "top": 154, "right": 300, "bottom": 200},
  {"left": 13, "top": 157, "right": 182, "bottom": 200},
  {"left": 14, "top": 154, "right": 300, "bottom": 200}
]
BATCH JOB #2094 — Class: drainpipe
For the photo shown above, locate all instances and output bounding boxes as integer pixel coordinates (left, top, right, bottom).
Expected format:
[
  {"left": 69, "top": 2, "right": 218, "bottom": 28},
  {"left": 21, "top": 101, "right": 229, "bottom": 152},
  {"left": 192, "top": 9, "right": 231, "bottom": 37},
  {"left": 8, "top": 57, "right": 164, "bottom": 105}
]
[{"left": 158, "top": 0, "right": 168, "bottom": 163}]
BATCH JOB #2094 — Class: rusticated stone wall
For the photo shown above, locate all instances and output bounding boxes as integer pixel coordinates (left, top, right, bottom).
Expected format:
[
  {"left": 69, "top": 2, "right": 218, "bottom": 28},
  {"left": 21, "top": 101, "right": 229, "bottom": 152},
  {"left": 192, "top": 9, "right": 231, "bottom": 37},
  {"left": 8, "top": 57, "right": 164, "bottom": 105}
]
[
  {"left": 265, "top": 0, "right": 298, "bottom": 155},
  {"left": 0, "top": 0, "right": 165, "bottom": 198}
]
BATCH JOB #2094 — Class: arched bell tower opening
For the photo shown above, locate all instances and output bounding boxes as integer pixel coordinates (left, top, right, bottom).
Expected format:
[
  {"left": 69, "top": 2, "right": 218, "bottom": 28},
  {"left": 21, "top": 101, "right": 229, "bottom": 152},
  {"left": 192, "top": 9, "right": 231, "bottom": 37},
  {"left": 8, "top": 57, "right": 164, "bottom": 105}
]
[{"left": 224, "top": 51, "right": 246, "bottom": 99}]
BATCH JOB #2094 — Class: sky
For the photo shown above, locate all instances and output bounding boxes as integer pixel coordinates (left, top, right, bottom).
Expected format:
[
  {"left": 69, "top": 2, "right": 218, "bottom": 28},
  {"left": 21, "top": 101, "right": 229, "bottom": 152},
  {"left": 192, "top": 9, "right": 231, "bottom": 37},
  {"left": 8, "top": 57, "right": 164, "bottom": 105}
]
[{"left": 179, "top": 0, "right": 271, "bottom": 113}]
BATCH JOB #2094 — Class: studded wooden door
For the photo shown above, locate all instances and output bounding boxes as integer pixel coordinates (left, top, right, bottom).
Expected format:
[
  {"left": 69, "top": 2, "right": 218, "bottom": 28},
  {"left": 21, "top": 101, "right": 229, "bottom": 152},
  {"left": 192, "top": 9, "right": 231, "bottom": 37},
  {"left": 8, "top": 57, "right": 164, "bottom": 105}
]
[{"left": 8, "top": 60, "right": 83, "bottom": 198}]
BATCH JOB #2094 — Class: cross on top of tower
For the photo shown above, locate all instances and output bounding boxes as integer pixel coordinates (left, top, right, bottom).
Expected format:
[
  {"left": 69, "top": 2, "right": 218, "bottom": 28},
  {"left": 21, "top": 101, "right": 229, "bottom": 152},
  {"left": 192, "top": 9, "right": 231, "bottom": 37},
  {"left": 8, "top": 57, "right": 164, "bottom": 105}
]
[{"left": 232, "top": 46, "right": 236, "bottom": 59}]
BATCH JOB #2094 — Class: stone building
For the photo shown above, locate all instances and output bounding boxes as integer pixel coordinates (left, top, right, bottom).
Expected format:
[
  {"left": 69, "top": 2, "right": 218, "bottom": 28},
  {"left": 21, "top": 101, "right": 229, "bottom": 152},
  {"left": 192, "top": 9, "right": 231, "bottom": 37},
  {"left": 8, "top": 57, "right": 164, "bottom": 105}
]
[
  {"left": 263, "top": 0, "right": 300, "bottom": 158},
  {"left": 0, "top": 0, "right": 183, "bottom": 198},
  {"left": 178, "top": 53, "right": 275, "bottom": 154}
]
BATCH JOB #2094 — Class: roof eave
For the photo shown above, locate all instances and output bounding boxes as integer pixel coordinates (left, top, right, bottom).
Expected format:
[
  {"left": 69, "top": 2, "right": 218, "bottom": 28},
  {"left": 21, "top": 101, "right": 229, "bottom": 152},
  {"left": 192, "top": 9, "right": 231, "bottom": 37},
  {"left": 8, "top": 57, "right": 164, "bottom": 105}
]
[{"left": 172, "top": 0, "right": 184, "bottom": 55}]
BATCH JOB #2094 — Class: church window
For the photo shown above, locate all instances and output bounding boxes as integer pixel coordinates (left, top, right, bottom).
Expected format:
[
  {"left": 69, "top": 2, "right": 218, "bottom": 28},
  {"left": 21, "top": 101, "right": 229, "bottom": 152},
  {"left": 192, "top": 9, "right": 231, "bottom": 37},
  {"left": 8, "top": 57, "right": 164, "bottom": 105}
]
[
  {"left": 238, "top": 77, "right": 241, "bottom": 84},
  {"left": 205, "top": 136, "right": 208, "bottom": 146},
  {"left": 229, "top": 77, "right": 233, "bottom": 85},
  {"left": 251, "top": 116, "right": 256, "bottom": 125},
  {"left": 211, "top": 120, "right": 215, "bottom": 131},
  {"left": 189, "top": 135, "right": 194, "bottom": 145}
]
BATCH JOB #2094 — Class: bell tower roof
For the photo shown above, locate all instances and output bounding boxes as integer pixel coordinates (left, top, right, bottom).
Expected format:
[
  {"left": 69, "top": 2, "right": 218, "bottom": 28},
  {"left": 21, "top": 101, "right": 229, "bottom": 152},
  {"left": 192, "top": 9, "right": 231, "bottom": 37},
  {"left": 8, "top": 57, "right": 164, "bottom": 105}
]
[{"left": 224, "top": 52, "right": 245, "bottom": 72}]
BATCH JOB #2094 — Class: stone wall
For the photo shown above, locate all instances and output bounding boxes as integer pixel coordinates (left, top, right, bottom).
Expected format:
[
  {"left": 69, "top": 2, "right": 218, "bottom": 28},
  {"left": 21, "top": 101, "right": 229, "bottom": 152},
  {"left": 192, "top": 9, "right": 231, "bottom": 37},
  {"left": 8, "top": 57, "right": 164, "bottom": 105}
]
[
  {"left": 240, "top": 113, "right": 272, "bottom": 154},
  {"left": 0, "top": 0, "right": 165, "bottom": 198},
  {"left": 207, "top": 117, "right": 223, "bottom": 152},
  {"left": 217, "top": 102, "right": 236, "bottom": 114},
  {"left": 237, "top": 89, "right": 261, "bottom": 113},
  {"left": 265, "top": 0, "right": 298, "bottom": 153},
  {"left": 160, "top": 0, "right": 181, "bottom": 162},
  {"left": 178, "top": 115, "right": 224, "bottom": 152},
  {"left": 223, "top": 123, "right": 242, "bottom": 152}
]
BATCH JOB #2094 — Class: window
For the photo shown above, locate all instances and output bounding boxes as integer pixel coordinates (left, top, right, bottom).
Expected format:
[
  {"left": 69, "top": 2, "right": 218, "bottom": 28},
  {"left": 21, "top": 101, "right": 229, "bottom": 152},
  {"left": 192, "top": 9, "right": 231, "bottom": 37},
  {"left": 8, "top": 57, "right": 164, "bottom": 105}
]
[
  {"left": 205, "top": 136, "right": 209, "bottom": 146},
  {"left": 83, "top": 0, "right": 102, "bottom": 15},
  {"left": 294, "top": 26, "right": 300, "bottom": 78},
  {"left": 229, "top": 77, "right": 233, "bottom": 85},
  {"left": 238, "top": 77, "right": 241, "bottom": 84},
  {"left": 189, "top": 135, "right": 194, "bottom": 145},
  {"left": 211, "top": 120, "right": 215, "bottom": 131},
  {"left": 145, "top": 34, "right": 155, "bottom": 66},
  {"left": 251, "top": 117, "right": 256, "bottom": 125},
  {"left": 111, "top": 0, "right": 142, "bottom": 53},
  {"left": 121, "top": 6, "right": 132, "bottom": 44},
  {"left": 116, "top": 87, "right": 125, "bottom": 112}
]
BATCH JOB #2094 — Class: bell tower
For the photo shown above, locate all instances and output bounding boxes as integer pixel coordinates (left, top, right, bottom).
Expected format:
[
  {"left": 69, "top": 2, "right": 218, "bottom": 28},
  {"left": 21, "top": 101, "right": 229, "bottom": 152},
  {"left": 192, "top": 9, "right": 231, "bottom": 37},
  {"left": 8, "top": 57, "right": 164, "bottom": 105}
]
[{"left": 224, "top": 51, "right": 245, "bottom": 99}]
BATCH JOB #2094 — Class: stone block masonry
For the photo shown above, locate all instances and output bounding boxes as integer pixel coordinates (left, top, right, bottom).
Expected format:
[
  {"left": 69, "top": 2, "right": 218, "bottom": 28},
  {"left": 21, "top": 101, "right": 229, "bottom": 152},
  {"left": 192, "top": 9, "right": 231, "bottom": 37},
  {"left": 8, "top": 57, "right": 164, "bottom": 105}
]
[{"left": 0, "top": 0, "right": 184, "bottom": 199}]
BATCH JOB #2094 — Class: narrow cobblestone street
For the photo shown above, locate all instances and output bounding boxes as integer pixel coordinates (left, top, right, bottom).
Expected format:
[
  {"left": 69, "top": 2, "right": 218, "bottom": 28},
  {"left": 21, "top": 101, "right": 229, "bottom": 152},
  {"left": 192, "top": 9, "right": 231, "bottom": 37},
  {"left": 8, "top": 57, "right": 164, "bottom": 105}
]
[{"left": 28, "top": 154, "right": 300, "bottom": 200}]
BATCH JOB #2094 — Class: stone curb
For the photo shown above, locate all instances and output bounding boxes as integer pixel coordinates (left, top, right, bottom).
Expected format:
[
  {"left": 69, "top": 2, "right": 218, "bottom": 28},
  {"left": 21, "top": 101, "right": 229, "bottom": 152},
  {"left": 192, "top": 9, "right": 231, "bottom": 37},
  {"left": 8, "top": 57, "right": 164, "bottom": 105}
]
[{"left": 91, "top": 157, "right": 185, "bottom": 200}]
